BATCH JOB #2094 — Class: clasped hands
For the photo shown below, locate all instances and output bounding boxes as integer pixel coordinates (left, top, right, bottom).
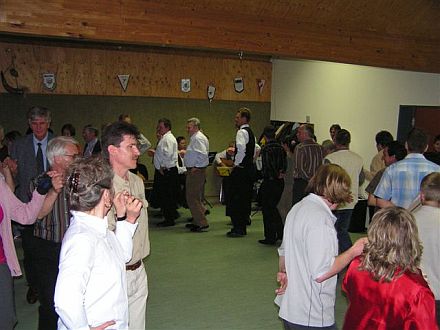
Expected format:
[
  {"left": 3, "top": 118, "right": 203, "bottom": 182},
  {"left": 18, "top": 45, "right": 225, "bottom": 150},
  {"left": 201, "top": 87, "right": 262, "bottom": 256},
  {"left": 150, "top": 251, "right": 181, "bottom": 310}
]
[{"left": 113, "top": 190, "right": 143, "bottom": 224}]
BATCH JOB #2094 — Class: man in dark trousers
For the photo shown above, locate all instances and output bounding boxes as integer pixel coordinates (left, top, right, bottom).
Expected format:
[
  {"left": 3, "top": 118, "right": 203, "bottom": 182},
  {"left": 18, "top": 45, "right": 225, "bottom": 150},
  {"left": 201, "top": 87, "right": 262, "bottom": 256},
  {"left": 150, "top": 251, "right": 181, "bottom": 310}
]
[
  {"left": 258, "top": 126, "right": 287, "bottom": 245},
  {"left": 227, "top": 107, "right": 256, "bottom": 238},
  {"left": 9, "top": 106, "right": 53, "bottom": 305}
]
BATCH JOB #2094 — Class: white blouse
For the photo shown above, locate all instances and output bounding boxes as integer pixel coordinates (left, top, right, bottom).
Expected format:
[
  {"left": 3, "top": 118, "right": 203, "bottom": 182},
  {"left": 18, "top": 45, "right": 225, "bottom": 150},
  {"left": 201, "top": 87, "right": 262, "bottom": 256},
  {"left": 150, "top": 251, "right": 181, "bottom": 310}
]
[{"left": 55, "top": 211, "right": 137, "bottom": 330}]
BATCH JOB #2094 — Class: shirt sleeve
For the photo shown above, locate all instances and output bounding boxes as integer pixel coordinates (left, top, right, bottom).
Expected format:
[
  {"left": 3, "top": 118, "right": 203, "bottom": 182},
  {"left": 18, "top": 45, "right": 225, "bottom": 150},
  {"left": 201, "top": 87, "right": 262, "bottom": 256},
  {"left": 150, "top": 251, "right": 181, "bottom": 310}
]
[
  {"left": 115, "top": 221, "right": 138, "bottom": 262},
  {"left": 54, "top": 234, "right": 95, "bottom": 330},
  {"left": 306, "top": 224, "right": 337, "bottom": 280},
  {"left": 374, "top": 167, "right": 392, "bottom": 200},
  {"left": 403, "top": 287, "right": 438, "bottom": 329},
  {"left": 234, "top": 129, "right": 248, "bottom": 166},
  {"left": 215, "top": 150, "right": 227, "bottom": 165}
]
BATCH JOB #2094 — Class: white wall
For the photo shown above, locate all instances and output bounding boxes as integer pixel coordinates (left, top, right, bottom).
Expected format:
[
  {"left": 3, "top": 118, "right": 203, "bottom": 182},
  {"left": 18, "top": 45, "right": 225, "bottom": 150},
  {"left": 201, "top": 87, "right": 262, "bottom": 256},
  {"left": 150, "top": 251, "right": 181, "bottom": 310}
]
[{"left": 271, "top": 59, "right": 440, "bottom": 166}]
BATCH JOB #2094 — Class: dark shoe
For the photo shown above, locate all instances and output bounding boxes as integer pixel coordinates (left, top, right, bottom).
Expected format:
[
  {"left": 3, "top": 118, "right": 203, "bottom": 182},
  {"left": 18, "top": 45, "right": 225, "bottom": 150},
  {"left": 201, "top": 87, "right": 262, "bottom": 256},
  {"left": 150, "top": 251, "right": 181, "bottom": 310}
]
[
  {"left": 157, "top": 221, "right": 175, "bottom": 227},
  {"left": 190, "top": 225, "right": 209, "bottom": 232},
  {"left": 185, "top": 223, "right": 196, "bottom": 229},
  {"left": 226, "top": 230, "right": 245, "bottom": 238},
  {"left": 204, "top": 209, "right": 210, "bottom": 215},
  {"left": 258, "top": 239, "right": 276, "bottom": 245},
  {"left": 26, "top": 287, "right": 38, "bottom": 304}
]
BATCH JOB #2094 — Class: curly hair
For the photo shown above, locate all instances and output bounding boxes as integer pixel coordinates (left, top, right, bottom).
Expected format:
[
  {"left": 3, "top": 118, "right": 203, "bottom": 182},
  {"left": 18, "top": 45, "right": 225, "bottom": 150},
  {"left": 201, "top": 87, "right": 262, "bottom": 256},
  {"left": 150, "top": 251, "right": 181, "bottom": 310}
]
[
  {"left": 359, "top": 207, "right": 422, "bottom": 282},
  {"left": 66, "top": 156, "right": 113, "bottom": 212}
]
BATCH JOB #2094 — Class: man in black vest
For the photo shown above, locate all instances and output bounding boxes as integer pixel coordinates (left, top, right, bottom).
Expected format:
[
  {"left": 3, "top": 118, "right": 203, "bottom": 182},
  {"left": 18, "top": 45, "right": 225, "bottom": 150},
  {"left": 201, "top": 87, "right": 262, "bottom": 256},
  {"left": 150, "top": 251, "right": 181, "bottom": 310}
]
[{"left": 227, "top": 107, "right": 256, "bottom": 237}]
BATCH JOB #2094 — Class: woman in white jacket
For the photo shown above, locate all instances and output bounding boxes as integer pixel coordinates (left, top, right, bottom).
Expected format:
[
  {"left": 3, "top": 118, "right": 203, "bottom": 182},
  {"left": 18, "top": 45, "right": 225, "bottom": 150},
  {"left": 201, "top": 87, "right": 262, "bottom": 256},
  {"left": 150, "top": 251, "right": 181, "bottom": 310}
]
[{"left": 54, "top": 157, "right": 142, "bottom": 330}]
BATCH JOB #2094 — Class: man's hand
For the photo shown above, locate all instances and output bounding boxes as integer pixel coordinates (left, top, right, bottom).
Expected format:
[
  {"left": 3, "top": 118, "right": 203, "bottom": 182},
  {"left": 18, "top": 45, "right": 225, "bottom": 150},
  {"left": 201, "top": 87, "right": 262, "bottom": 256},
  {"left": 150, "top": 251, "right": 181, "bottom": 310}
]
[
  {"left": 125, "top": 195, "right": 142, "bottom": 224},
  {"left": 90, "top": 320, "right": 116, "bottom": 330},
  {"left": 275, "top": 272, "right": 288, "bottom": 295}
]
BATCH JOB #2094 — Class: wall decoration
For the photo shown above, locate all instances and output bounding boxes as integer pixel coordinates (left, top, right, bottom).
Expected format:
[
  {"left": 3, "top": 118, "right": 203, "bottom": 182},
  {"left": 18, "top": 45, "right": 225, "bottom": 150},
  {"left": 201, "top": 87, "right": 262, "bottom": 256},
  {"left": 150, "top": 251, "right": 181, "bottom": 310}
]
[
  {"left": 43, "top": 73, "right": 56, "bottom": 91},
  {"left": 207, "top": 84, "right": 216, "bottom": 102},
  {"left": 234, "top": 77, "right": 244, "bottom": 93},
  {"left": 117, "top": 74, "right": 130, "bottom": 91},
  {"left": 181, "top": 78, "right": 191, "bottom": 93},
  {"left": 257, "top": 79, "right": 265, "bottom": 95}
]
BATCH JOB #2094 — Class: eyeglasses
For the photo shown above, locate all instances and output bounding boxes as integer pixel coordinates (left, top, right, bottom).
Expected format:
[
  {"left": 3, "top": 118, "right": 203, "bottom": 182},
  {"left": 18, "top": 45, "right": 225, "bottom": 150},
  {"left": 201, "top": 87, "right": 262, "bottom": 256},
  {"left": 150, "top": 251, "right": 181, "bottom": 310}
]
[{"left": 64, "top": 154, "right": 79, "bottom": 159}]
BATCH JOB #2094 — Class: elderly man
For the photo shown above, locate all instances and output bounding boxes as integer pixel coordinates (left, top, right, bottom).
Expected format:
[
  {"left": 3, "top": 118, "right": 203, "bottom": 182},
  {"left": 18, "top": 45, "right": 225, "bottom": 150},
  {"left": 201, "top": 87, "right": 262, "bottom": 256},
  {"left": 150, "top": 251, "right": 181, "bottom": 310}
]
[
  {"left": 82, "top": 124, "right": 101, "bottom": 158},
  {"left": 292, "top": 124, "right": 323, "bottom": 205},
  {"left": 32, "top": 136, "right": 80, "bottom": 330},
  {"left": 102, "top": 121, "right": 150, "bottom": 330},
  {"left": 9, "top": 106, "right": 53, "bottom": 304},
  {"left": 153, "top": 118, "right": 179, "bottom": 227},
  {"left": 184, "top": 118, "right": 210, "bottom": 232}
]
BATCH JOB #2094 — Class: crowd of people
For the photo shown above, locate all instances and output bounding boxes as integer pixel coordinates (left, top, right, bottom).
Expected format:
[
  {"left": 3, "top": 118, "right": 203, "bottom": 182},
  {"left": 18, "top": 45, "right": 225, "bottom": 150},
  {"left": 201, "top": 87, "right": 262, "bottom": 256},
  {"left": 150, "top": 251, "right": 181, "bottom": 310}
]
[{"left": 0, "top": 104, "right": 439, "bottom": 329}]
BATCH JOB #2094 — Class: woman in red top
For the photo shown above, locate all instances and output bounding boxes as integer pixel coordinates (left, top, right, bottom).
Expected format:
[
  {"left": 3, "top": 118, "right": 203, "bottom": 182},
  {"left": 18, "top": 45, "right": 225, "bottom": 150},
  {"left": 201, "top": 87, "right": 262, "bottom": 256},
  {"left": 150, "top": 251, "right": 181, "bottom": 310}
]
[{"left": 343, "top": 207, "right": 438, "bottom": 329}]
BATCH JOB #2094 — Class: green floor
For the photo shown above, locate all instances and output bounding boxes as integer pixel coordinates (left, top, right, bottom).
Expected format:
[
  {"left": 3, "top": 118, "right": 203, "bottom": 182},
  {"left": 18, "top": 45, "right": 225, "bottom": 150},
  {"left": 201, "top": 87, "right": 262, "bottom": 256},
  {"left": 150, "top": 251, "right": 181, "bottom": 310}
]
[{"left": 14, "top": 202, "right": 365, "bottom": 329}]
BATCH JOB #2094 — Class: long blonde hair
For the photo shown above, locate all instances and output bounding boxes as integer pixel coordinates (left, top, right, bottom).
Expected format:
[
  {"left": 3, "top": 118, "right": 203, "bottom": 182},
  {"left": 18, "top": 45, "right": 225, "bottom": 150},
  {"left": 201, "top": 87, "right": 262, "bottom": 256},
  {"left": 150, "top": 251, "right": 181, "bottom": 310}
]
[{"left": 359, "top": 207, "right": 422, "bottom": 282}]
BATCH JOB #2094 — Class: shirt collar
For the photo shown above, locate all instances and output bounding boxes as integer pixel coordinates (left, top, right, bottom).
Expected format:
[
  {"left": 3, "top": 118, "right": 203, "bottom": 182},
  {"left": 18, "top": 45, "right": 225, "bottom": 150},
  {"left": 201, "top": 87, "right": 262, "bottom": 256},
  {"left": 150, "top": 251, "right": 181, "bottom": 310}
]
[
  {"left": 33, "top": 133, "right": 49, "bottom": 146},
  {"left": 308, "top": 193, "right": 337, "bottom": 222},
  {"left": 405, "top": 153, "right": 426, "bottom": 160},
  {"left": 240, "top": 124, "right": 250, "bottom": 129},
  {"left": 70, "top": 210, "right": 108, "bottom": 235}
]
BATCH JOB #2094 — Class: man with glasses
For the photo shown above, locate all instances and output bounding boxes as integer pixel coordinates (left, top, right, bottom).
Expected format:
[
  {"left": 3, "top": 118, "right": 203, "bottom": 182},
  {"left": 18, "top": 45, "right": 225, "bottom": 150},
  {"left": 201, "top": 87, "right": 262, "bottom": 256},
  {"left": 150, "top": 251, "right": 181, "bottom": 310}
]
[{"left": 31, "top": 136, "right": 80, "bottom": 330}]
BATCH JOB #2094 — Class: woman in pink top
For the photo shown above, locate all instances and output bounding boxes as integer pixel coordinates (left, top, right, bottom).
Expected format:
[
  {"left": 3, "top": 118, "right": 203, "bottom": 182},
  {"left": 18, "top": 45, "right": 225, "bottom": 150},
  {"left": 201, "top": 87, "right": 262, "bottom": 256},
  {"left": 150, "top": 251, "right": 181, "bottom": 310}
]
[{"left": 0, "top": 163, "right": 59, "bottom": 329}]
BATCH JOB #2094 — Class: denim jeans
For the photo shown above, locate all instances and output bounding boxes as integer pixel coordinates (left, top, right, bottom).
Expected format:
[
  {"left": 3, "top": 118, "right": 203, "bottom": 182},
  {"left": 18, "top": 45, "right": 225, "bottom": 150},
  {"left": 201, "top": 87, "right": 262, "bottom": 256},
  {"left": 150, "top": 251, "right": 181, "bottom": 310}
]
[{"left": 333, "top": 209, "right": 353, "bottom": 254}]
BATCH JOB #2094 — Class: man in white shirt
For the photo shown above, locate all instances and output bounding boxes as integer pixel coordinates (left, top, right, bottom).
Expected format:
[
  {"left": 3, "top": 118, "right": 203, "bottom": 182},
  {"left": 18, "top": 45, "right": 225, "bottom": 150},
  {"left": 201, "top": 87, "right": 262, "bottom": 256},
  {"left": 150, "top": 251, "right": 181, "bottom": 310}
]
[
  {"left": 227, "top": 108, "right": 256, "bottom": 238},
  {"left": 324, "top": 129, "right": 364, "bottom": 253},
  {"left": 153, "top": 118, "right": 179, "bottom": 227},
  {"left": 184, "top": 118, "right": 210, "bottom": 232}
]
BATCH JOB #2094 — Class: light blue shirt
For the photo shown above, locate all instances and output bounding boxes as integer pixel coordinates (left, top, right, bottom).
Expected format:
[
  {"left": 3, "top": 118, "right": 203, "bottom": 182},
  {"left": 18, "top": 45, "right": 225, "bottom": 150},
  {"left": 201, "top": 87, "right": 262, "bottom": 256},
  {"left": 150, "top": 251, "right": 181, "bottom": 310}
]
[
  {"left": 184, "top": 130, "right": 209, "bottom": 168},
  {"left": 374, "top": 153, "right": 440, "bottom": 208},
  {"left": 33, "top": 133, "right": 49, "bottom": 171}
]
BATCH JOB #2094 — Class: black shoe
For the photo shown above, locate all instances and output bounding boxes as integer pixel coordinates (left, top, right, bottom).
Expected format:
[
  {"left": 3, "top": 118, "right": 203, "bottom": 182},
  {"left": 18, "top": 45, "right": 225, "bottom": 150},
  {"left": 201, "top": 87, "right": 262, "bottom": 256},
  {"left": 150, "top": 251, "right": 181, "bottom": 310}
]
[
  {"left": 26, "top": 287, "right": 38, "bottom": 304},
  {"left": 226, "top": 230, "right": 246, "bottom": 238},
  {"left": 190, "top": 225, "right": 209, "bottom": 232},
  {"left": 204, "top": 209, "right": 210, "bottom": 215},
  {"left": 185, "top": 223, "right": 196, "bottom": 229},
  {"left": 258, "top": 239, "right": 276, "bottom": 245},
  {"left": 157, "top": 221, "right": 175, "bottom": 227}
]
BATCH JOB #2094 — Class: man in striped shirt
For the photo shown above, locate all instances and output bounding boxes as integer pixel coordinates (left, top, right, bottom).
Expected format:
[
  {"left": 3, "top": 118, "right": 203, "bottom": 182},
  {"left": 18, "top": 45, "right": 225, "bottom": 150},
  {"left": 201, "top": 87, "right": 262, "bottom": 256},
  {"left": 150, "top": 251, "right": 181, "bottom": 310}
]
[
  {"left": 32, "top": 136, "right": 80, "bottom": 330},
  {"left": 292, "top": 124, "right": 324, "bottom": 205}
]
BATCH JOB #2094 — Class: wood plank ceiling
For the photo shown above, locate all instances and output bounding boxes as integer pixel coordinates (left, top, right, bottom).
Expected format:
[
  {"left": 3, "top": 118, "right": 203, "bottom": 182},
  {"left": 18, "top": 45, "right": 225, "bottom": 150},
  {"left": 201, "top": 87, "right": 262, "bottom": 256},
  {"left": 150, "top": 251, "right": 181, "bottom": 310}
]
[{"left": 0, "top": 0, "right": 439, "bottom": 72}]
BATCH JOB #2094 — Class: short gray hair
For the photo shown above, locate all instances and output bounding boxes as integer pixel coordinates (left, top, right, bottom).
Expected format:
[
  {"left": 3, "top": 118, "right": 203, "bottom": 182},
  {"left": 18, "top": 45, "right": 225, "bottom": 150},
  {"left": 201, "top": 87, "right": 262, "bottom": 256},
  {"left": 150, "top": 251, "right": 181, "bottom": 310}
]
[
  {"left": 27, "top": 106, "right": 51, "bottom": 123},
  {"left": 187, "top": 117, "right": 200, "bottom": 129},
  {"left": 47, "top": 136, "right": 80, "bottom": 166}
]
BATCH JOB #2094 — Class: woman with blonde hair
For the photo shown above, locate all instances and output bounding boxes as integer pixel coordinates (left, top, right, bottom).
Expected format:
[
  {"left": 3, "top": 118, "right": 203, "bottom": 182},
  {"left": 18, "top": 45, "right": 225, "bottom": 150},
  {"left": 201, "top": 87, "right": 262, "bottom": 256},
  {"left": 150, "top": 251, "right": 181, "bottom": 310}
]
[
  {"left": 343, "top": 207, "right": 437, "bottom": 329},
  {"left": 275, "top": 164, "right": 366, "bottom": 329},
  {"left": 54, "top": 157, "right": 142, "bottom": 330}
]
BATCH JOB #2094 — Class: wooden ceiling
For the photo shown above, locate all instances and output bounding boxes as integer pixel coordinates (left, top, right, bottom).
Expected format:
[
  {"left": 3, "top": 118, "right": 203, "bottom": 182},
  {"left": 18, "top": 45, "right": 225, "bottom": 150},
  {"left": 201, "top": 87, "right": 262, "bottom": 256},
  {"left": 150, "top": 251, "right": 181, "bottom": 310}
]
[{"left": 0, "top": 0, "right": 439, "bottom": 72}]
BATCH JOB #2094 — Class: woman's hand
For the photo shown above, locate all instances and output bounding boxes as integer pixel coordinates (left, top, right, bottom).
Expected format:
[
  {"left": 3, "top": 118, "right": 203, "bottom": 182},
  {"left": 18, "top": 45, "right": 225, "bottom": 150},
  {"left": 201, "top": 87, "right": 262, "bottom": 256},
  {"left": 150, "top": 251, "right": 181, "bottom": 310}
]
[
  {"left": 113, "top": 191, "right": 128, "bottom": 218},
  {"left": 90, "top": 320, "right": 116, "bottom": 329},
  {"left": 275, "top": 271, "right": 288, "bottom": 295}
]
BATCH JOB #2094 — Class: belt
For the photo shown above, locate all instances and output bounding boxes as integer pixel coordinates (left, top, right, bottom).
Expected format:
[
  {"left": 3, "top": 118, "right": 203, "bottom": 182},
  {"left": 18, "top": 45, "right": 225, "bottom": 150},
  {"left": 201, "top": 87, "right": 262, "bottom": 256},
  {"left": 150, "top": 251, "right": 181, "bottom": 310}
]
[{"left": 126, "top": 260, "right": 142, "bottom": 271}]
